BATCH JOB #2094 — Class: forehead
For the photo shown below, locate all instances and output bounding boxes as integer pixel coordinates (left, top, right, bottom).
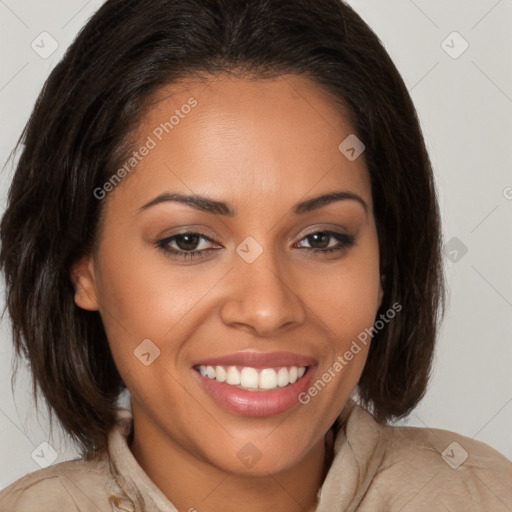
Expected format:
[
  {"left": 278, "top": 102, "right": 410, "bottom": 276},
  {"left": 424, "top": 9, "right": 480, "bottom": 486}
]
[{"left": 107, "top": 73, "right": 372, "bottom": 215}]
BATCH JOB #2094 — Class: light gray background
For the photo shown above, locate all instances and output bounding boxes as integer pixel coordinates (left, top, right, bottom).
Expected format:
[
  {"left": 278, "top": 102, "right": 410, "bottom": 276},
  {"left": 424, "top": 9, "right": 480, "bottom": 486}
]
[{"left": 1, "top": 0, "right": 511, "bottom": 489}]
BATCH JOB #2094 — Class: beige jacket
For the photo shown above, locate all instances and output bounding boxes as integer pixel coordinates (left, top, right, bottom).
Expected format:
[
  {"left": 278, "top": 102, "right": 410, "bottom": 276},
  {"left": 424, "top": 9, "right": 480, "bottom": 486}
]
[{"left": 1, "top": 402, "right": 511, "bottom": 511}]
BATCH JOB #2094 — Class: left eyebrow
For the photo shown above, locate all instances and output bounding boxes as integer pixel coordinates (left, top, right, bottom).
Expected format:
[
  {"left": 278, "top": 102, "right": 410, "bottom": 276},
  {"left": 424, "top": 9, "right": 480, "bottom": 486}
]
[
  {"left": 139, "top": 190, "right": 368, "bottom": 216},
  {"left": 293, "top": 191, "right": 368, "bottom": 215}
]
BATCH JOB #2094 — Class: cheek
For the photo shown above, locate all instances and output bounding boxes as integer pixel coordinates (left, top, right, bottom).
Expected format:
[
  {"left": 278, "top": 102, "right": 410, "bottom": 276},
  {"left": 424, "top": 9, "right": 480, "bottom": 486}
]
[
  {"left": 94, "top": 242, "right": 205, "bottom": 337},
  {"left": 309, "top": 236, "right": 381, "bottom": 338},
  {"left": 300, "top": 249, "right": 380, "bottom": 414}
]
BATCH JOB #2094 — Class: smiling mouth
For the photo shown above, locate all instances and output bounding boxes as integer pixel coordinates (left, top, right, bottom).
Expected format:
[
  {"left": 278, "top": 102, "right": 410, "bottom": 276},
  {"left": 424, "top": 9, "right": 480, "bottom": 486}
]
[{"left": 194, "top": 364, "right": 308, "bottom": 391}]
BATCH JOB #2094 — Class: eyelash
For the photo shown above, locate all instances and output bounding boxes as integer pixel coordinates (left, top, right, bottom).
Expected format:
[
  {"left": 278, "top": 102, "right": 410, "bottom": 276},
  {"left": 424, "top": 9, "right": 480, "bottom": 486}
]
[{"left": 156, "top": 230, "right": 356, "bottom": 261}]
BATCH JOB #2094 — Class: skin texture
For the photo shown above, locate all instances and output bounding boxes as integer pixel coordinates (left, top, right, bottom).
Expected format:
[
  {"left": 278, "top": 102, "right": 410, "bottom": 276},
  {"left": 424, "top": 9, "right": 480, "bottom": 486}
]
[{"left": 72, "top": 73, "right": 383, "bottom": 512}]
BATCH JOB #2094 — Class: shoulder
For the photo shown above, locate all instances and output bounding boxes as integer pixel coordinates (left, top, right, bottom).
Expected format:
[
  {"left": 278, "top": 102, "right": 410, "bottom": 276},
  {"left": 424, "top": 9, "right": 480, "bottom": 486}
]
[
  {"left": 372, "top": 418, "right": 512, "bottom": 510},
  {"left": 0, "top": 454, "right": 116, "bottom": 512}
]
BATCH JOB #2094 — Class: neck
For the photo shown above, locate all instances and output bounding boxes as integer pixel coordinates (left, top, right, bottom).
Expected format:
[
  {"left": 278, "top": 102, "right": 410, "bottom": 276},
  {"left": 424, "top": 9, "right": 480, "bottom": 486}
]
[{"left": 129, "top": 412, "right": 334, "bottom": 512}]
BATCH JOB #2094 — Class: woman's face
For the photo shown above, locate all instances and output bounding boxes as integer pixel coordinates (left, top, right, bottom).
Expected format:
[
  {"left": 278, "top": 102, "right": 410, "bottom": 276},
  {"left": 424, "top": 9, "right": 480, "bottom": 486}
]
[{"left": 74, "top": 73, "right": 383, "bottom": 476}]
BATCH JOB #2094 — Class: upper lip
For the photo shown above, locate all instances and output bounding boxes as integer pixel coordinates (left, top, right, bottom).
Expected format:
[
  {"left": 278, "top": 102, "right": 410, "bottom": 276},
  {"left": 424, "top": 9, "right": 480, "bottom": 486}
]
[{"left": 192, "top": 351, "right": 317, "bottom": 369}]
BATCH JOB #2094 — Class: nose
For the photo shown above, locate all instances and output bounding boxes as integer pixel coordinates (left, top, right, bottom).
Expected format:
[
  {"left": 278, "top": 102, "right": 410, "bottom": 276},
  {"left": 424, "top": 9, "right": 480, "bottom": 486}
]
[{"left": 219, "top": 244, "right": 307, "bottom": 337}]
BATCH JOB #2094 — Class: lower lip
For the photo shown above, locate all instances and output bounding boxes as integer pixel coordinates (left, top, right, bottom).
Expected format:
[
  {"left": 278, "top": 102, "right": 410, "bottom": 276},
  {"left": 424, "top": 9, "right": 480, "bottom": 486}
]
[{"left": 193, "top": 367, "right": 316, "bottom": 417}]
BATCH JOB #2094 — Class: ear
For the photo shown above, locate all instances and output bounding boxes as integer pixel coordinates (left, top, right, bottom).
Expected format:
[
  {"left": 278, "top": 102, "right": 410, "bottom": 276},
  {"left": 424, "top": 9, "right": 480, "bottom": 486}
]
[{"left": 70, "top": 254, "right": 99, "bottom": 311}]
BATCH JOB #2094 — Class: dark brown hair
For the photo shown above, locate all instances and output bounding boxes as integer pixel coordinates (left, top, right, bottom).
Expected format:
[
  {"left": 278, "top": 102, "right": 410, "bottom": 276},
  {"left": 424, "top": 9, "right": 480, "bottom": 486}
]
[{"left": 0, "top": 0, "right": 444, "bottom": 458}]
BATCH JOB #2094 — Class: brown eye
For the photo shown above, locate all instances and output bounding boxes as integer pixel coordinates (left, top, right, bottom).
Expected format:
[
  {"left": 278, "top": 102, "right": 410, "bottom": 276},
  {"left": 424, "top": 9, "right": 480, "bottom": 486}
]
[
  {"left": 157, "top": 232, "right": 220, "bottom": 260},
  {"left": 305, "top": 232, "right": 331, "bottom": 249},
  {"left": 173, "top": 233, "right": 201, "bottom": 251},
  {"left": 296, "top": 231, "right": 355, "bottom": 255}
]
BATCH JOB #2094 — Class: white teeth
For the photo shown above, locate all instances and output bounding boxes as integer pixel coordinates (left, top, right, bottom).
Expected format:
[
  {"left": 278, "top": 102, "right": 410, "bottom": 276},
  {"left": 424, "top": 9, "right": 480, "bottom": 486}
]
[
  {"left": 206, "top": 366, "right": 216, "bottom": 379},
  {"left": 277, "top": 367, "right": 289, "bottom": 387},
  {"left": 215, "top": 365, "right": 226, "bottom": 382},
  {"left": 197, "top": 364, "right": 307, "bottom": 390},
  {"left": 259, "top": 368, "right": 278, "bottom": 389},
  {"left": 241, "top": 367, "right": 259, "bottom": 389},
  {"left": 226, "top": 366, "right": 241, "bottom": 385}
]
